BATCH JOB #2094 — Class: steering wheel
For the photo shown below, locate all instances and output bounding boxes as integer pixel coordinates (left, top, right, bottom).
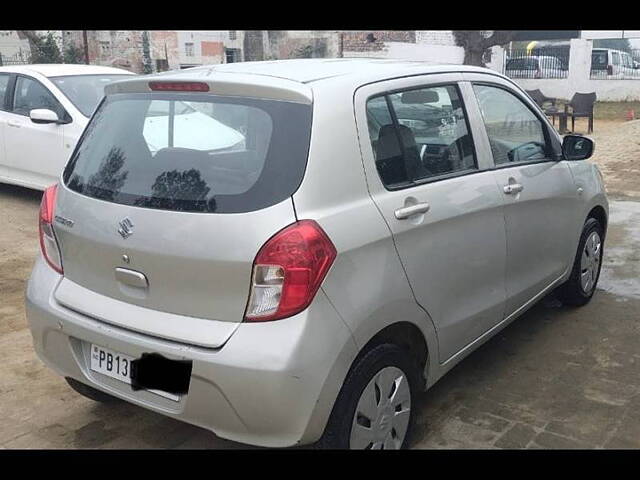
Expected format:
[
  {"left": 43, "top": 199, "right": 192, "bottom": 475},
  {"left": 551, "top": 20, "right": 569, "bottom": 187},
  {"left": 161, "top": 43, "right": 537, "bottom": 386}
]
[{"left": 508, "top": 141, "right": 545, "bottom": 163}]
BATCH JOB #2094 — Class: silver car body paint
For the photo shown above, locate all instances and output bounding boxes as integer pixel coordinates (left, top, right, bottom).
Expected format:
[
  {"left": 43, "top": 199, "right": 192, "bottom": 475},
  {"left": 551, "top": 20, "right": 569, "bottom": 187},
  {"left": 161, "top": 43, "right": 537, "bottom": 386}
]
[{"left": 25, "top": 59, "right": 608, "bottom": 447}]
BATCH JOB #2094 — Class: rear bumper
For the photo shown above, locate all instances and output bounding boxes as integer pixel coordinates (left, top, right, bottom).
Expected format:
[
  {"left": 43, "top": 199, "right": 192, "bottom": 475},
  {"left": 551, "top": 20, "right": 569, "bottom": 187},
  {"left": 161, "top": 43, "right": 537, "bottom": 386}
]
[{"left": 25, "top": 255, "right": 358, "bottom": 448}]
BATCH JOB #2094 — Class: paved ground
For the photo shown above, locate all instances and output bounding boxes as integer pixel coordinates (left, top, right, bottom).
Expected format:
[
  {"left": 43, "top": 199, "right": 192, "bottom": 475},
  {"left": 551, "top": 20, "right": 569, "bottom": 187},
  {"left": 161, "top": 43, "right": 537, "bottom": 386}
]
[{"left": 1, "top": 118, "right": 639, "bottom": 448}]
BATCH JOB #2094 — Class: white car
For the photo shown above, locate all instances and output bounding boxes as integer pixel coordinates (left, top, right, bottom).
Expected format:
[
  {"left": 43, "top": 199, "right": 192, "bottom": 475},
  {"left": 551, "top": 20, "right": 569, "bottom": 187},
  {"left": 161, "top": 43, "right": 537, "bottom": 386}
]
[
  {"left": 505, "top": 55, "right": 567, "bottom": 79},
  {"left": 591, "top": 48, "right": 639, "bottom": 79},
  {"left": 0, "top": 64, "right": 135, "bottom": 190}
]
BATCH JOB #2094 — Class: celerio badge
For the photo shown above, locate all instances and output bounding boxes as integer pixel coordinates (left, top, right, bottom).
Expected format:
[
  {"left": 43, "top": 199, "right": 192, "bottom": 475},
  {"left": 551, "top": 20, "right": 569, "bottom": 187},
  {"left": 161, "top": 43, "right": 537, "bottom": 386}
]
[{"left": 118, "top": 217, "right": 134, "bottom": 239}]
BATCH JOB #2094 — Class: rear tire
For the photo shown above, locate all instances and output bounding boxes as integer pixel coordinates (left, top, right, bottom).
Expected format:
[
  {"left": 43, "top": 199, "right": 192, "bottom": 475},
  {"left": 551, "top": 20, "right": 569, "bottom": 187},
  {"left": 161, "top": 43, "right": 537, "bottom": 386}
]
[
  {"left": 557, "top": 217, "right": 604, "bottom": 307},
  {"left": 316, "top": 344, "right": 419, "bottom": 449},
  {"left": 65, "top": 377, "right": 122, "bottom": 404}
]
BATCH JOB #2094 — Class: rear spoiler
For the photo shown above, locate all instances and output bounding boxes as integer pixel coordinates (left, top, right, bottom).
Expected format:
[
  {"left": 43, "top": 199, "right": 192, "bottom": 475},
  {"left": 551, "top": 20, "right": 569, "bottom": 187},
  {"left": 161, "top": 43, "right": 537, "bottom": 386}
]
[{"left": 105, "top": 71, "right": 313, "bottom": 105}]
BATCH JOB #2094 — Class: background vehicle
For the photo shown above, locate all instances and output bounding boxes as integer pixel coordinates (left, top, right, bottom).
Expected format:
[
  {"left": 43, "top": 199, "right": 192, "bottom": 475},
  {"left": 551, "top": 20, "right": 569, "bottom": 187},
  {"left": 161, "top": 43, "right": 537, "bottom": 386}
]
[
  {"left": 591, "top": 48, "right": 639, "bottom": 78},
  {"left": 505, "top": 55, "right": 567, "bottom": 79},
  {"left": 0, "top": 64, "right": 135, "bottom": 190},
  {"left": 26, "top": 59, "right": 608, "bottom": 449}
]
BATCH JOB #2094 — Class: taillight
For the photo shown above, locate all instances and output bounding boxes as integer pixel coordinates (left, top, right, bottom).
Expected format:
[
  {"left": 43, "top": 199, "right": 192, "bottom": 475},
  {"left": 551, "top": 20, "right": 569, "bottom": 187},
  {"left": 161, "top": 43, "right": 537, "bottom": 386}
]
[
  {"left": 148, "top": 81, "right": 209, "bottom": 92},
  {"left": 244, "top": 220, "right": 337, "bottom": 322},
  {"left": 39, "top": 184, "right": 63, "bottom": 274}
]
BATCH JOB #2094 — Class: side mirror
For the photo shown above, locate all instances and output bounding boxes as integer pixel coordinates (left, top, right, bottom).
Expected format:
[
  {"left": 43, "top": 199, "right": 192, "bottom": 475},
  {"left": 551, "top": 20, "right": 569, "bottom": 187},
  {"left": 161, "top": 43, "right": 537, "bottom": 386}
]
[
  {"left": 29, "top": 109, "right": 61, "bottom": 124},
  {"left": 562, "top": 134, "right": 594, "bottom": 161}
]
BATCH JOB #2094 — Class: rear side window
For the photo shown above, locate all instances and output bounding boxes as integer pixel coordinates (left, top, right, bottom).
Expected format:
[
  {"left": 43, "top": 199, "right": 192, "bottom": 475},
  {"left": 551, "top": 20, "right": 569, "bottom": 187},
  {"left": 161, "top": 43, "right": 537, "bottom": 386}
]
[
  {"left": 366, "top": 84, "right": 476, "bottom": 189},
  {"left": 63, "top": 93, "right": 312, "bottom": 213},
  {"left": 0, "top": 74, "right": 9, "bottom": 111}
]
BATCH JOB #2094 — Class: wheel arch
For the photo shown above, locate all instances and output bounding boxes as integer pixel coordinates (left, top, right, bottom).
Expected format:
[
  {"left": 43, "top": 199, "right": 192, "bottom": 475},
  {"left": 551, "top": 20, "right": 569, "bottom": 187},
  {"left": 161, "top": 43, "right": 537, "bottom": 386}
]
[
  {"left": 587, "top": 204, "right": 608, "bottom": 238},
  {"left": 353, "top": 321, "right": 430, "bottom": 391}
]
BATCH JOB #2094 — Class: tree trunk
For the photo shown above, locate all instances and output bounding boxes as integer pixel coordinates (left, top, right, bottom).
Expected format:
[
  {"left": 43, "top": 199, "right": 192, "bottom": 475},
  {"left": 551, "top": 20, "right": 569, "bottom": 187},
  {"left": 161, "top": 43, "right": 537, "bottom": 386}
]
[
  {"left": 454, "top": 30, "right": 516, "bottom": 67},
  {"left": 463, "top": 49, "right": 486, "bottom": 67},
  {"left": 17, "top": 30, "right": 40, "bottom": 60}
]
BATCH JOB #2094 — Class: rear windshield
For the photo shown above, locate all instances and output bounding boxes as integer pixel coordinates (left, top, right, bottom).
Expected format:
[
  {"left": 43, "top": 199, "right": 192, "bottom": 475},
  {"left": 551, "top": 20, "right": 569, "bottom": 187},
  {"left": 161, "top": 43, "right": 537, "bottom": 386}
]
[
  {"left": 63, "top": 93, "right": 312, "bottom": 213},
  {"left": 591, "top": 50, "right": 608, "bottom": 70}
]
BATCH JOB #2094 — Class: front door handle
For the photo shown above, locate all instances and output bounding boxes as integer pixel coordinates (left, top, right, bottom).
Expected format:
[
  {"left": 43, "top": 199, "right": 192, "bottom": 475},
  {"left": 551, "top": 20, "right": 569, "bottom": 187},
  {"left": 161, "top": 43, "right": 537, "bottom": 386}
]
[
  {"left": 7, "top": 120, "right": 21, "bottom": 128},
  {"left": 394, "top": 202, "right": 430, "bottom": 220},
  {"left": 503, "top": 183, "right": 524, "bottom": 195}
]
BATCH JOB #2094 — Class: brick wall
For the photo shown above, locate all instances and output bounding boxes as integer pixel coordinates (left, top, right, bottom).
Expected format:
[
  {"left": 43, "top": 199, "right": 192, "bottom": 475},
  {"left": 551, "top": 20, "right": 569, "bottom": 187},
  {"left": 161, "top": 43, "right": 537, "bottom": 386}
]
[
  {"left": 342, "top": 31, "right": 416, "bottom": 53},
  {"left": 243, "top": 31, "right": 265, "bottom": 61},
  {"left": 415, "top": 30, "right": 456, "bottom": 46},
  {"left": 151, "top": 30, "right": 179, "bottom": 70},
  {"left": 201, "top": 41, "right": 224, "bottom": 57}
]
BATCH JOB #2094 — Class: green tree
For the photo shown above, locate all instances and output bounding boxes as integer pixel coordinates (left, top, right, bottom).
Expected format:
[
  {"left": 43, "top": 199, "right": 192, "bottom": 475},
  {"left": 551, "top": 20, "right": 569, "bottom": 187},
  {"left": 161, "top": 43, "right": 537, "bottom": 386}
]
[
  {"left": 20, "top": 31, "right": 63, "bottom": 63},
  {"left": 63, "top": 43, "right": 85, "bottom": 64}
]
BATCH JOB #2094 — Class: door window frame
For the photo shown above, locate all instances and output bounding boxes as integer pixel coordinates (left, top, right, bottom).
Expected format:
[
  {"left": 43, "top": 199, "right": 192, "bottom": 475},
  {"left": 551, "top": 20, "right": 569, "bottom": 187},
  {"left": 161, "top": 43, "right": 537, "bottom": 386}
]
[
  {"left": 0, "top": 73, "right": 13, "bottom": 112},
  {"left": 466, "top": 76, "right": 563, "bottom": 170},
  {"left": 357, "top": 75, "right": 484, "bottom": 193}
]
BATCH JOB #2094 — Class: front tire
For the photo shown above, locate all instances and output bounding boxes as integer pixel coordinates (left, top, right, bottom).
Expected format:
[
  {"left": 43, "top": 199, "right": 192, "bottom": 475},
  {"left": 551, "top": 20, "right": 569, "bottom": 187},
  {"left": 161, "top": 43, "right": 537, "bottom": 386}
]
[
  {"left": 557, "top": 217, "right": 604, "bottom": 306},
  {"left": 317, "top": 344, "right": 418, "bottom": 449}
]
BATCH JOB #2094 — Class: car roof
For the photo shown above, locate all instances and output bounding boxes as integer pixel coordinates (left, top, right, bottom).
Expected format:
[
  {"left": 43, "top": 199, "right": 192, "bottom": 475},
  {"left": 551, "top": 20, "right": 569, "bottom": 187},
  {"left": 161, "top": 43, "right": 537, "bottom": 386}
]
[
  {"left": 0, "top": 63, "right": 135, "bottom": 77},
  {"left": 176, "top": 58, "right": 494, "bottom": 83},
  {"left": 592, "top": 48, "right": 630, "bottom": 54},
  {"left": 105, "top": 58, "right": 505, "bottom": 103}
]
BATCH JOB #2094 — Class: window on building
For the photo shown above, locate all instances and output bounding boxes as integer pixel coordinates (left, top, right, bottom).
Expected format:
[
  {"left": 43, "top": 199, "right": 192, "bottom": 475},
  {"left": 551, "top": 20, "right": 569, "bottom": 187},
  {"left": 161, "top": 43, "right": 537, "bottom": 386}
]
[
  {"left": 185, "top": 42, "right": 194, "bottom": 57},
  {"left": 99, "top": 41, "right": 112, "bottom": 56},
  {"left": 225, "top": 48, "right": 241, "bottom": 63},
  {"left": 229, "top": 31, "right": 237, "bottom": 40}
]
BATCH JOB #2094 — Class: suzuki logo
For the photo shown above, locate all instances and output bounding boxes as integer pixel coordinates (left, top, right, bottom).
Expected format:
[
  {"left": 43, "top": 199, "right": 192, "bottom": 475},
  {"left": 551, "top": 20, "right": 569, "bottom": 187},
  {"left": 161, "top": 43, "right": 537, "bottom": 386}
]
[{"left": 118, "top": 217, "right": 134, "bottom": 239}]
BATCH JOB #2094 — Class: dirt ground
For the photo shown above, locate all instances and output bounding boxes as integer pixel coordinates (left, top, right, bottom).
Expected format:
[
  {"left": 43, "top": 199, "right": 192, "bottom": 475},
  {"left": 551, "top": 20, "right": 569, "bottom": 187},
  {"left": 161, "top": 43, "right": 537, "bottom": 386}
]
[
  {"left": 1, "top": 118, "right": 639, "bottom": 448},
  {"left": 589, "top": 119, "right": 640, "bottom": 199}
]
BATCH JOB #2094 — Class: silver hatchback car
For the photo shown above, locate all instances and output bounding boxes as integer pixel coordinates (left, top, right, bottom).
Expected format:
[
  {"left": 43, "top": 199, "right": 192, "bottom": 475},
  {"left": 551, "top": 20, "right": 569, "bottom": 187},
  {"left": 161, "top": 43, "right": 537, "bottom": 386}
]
[{"left": 26, "top": 59, "right": 608, "bottom": 449}]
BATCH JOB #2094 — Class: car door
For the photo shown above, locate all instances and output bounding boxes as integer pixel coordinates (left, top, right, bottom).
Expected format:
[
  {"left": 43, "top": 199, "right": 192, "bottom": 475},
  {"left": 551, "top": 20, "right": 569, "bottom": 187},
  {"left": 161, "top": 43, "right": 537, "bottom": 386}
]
[
  {"left": 0, "top": 72, "right": 11, "bottom": 178},
  {"left": 355, "top": 74, "right": 507, "bottom": 363},
  {"left": 3, "top": 74, "right": 69, "bottom": 188},
  {"left": 468, "top": 78, "right": 581, "bottom": 319}
]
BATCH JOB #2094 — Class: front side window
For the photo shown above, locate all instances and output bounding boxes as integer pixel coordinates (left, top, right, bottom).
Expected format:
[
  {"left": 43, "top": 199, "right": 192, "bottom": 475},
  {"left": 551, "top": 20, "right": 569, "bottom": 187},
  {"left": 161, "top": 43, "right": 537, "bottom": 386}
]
[
  {"left": 63, "top": 93, "right": 312, "bottom": 213},
  {"left": 0, "top": 74, "right": 9, "bottom": 111},
  {"left": 612, "top": 52, "right": 620, "bottom": 66},
  {"left": 473, "top": 84, "right": 548, "bottom": 166},
  {"left": 366, "top": 84, "right": 476, "bottom": 189},
  {"left": 12, "top": 76, "right": 65, "bottom": 119}
]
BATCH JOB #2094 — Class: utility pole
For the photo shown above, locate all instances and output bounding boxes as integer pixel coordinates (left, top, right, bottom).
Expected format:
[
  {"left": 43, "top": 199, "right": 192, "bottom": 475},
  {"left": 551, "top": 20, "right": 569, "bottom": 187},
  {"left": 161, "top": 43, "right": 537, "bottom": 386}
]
[{"left": 82, "top": 30, "right": 90, "bottom": 64}]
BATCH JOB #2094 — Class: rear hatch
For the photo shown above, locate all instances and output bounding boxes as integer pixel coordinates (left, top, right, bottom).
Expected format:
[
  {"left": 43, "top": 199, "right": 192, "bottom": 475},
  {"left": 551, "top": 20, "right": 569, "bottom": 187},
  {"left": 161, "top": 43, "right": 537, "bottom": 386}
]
[{"left": 53, "top": 79, "right": 312, "bottom": 347}]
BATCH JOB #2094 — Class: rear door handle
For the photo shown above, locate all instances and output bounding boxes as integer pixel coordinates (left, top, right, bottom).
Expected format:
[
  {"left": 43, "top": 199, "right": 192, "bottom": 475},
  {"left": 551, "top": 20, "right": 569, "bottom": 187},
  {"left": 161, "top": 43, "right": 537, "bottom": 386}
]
[
  {"left": 394, "top": 202, "right": 430, "bottom": 219},
  {"left": 503, "top": 183, "right": 524, "bottom": 195}
]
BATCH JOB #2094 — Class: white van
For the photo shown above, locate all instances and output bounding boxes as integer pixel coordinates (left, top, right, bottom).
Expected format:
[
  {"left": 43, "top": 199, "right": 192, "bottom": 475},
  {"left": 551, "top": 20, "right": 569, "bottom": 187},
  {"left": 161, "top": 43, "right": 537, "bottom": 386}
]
[{"left": 591, "top": 48, "right": 639, "bottom": 79}]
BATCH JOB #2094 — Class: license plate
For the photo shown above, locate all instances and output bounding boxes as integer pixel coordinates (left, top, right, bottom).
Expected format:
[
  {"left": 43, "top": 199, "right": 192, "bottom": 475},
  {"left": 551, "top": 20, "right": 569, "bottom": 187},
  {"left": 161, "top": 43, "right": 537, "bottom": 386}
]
[{"left": 89, "top": 344, "right": 180, "bottom": 402}]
